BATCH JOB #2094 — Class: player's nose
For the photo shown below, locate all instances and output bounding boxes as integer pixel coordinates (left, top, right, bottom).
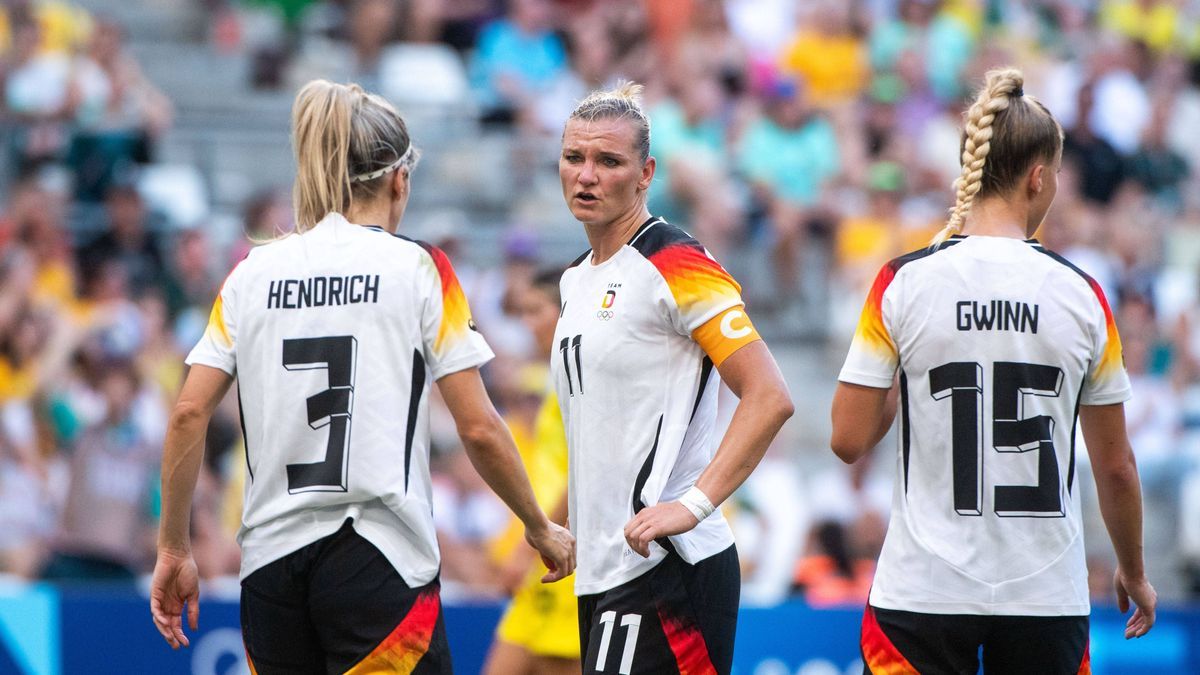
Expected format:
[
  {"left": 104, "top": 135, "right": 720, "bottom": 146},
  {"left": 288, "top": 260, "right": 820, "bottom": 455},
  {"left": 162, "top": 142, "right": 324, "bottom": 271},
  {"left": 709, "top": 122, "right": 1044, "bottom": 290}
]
[{"left": 578, "top": 160, "right": 598, "bottom": 185}]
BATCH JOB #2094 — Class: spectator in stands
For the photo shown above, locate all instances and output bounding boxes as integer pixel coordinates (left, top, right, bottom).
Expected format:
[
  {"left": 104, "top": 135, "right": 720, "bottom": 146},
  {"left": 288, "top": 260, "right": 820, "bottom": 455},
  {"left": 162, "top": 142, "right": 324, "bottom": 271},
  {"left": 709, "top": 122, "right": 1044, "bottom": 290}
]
[
  {"left": 779, "top": 0, "right": 868, "bottom": 109},
  {"left": 791, "top": 520, "right": 875, "bottom": 607},
  {"left": 834, "top": 161, "right": 904, "bottom": 297},
  {"left": 4, "top": 177, "right": 76, "bottom": 311},
  {"left": 1099, "top": 0, "right": 1184, "bottom": 55},
  {"left": 1117, "top": 295, "right": 1185, "bottom": 500},
  {"left": 431, "top": 448, "right": 510, "bottom": 595},
  {"left": 671, "top": 0, "right": 748, "bottom": 97},
  {"left": 2, "top": 17, "right": 76, "bottom": 168},
  {"left": 737, "top": 76, "right": 840, "bottom": 301},
  {"left": 1087, "top": 36, "right": 1152, "bottom": 157},
  {"left": 285, "top": 0, "right": 402, "bottom": 92},
  {"left": 68, "top": 18, "right": 172, "bottom": 202},
  {"left": 77, "top": 182, "right": 166, "bottom": 293},
  {"left": 869, "top": 0, "right": 975, "bottom": 103},
  {"left": 1128, "top": 96, "right": 1190, "bottom": 212},
  {"left": 647, "top": 74, "right": 739, "bottom": 254},
  {"left": 531, "top": 21, "right": 615, "bottom": 134},
  {"left": 469, "top": 0, "right": 568, "bottom": 125},
  {"left": 41, "top": 358, "right": 162, "bottom": 582},
  {"left": 1064, "top": 79, "right": 1127, "bottom": 205},
  {"left": 343, "top": 0, "right": 399, "bottom": 90},
  {"left": 406, "top": 0, "right": 503, "bottom": 53},
  {"left": 227, "top": 188, "right": 291, "bottom": 266},
  {"left": 161, "top": 230, "right": 216, "bottom": 321}
]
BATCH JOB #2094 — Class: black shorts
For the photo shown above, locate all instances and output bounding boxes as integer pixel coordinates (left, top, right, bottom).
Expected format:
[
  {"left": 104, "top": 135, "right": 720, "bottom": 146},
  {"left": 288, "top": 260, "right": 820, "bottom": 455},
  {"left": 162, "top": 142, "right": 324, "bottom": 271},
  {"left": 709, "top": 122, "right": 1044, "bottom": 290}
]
[
  {"left": 861, "top": 604, "right": 1090, "bottom": 675},
  {"left": 577, "top": 545, "right": 739, "bottom": 675},
  {"left": 240, "top": 519, "right": 451, "bottom": 675}
]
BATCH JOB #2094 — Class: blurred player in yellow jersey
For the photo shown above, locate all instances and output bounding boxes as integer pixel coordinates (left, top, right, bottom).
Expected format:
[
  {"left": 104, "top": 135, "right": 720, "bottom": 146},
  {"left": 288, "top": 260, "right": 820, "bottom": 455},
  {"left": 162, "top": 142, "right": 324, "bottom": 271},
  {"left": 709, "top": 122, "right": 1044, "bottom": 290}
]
[{"left": 483, "top": 268, "right": 580, "bottom": 675}]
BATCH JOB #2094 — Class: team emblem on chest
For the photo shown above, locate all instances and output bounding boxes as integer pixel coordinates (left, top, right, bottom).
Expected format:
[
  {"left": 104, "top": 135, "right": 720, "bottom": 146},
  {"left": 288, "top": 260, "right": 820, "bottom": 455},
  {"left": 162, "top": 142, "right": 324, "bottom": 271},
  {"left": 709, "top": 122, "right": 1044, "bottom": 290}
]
[{"left": 596, "top": 283, "right": 621, "bottom": 321}]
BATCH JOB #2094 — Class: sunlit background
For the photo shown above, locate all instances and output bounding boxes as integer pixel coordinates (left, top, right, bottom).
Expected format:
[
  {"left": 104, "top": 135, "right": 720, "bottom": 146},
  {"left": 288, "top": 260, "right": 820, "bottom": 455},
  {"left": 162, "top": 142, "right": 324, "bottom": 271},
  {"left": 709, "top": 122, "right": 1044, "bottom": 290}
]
[{"left": 1, "top": 0, "right": 1200, "bottom": 672}]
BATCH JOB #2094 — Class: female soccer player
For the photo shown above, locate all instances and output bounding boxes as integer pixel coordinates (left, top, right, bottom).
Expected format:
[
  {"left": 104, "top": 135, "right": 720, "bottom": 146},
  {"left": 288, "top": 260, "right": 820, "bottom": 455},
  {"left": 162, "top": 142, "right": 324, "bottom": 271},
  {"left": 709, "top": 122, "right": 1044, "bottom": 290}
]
[
  {"left": 149, "top": 80, "right": 574, "bottom": 673},
  {"left": 555, "top": 82, "right": 794, "bottom": 674},
  {"left": 483, "top": 269, "right": 579, "bottom": 675},
  {"left": 832, "top": 67, "right": 1156, "bottom": 674}
]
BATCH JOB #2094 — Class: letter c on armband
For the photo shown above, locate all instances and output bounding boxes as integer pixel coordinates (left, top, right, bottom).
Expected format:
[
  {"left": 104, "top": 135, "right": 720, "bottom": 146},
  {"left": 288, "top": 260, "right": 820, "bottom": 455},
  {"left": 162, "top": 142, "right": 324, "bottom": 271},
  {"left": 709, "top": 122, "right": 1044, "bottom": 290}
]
[{"left": 720, "top": 309, "right": 751, "bottom": 339}]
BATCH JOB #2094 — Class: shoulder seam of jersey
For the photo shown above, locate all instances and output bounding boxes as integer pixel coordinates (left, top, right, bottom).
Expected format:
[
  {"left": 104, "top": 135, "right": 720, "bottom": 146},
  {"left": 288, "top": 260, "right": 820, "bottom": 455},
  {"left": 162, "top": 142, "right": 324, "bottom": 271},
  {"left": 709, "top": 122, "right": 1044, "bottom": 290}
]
[
  {"left": 1032, "top": 246, "right": 1095, "bottom": 285},
  {"left": 627, "top": 216, "right": 666, "bottom": 248},
  {"left": 1032, "top": 246, "right": 1109, "bottom": 310},
  {"left": 378, "top": 230, "right": 439, "bottom": 258},
  {"left": 886, "top": 239, "right": 958, "bottom": 275},
  {"left": 627, "top": 217, "right": 696, "bottom": 260},
  {"left": 568, "top": 248, "right": 591, "bottom": 268}
]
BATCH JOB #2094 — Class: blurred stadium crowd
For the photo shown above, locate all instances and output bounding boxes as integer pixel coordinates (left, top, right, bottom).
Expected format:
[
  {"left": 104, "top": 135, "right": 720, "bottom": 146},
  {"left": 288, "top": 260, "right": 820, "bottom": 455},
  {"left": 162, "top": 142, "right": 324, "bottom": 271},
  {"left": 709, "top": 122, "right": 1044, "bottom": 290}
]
[{"left": 3, "top": 0, "right": 1200, "bottom": 609}]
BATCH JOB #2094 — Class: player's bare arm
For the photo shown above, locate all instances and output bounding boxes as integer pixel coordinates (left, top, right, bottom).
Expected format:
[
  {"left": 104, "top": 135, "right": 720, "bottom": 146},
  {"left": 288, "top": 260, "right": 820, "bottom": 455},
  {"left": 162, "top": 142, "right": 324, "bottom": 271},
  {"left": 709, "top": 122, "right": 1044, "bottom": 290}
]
[
  {"left": 624, "top": 340, "right": 793, "bottom": 557},
  {"left": 1080, "top": 402, "right": 1157, "bottom": 638},
  {"left": 830, "top": 379, "right": 898, "bottom": 464},
  {"left": 437, "top": 367, "right": 576, "bottom": 581},
  {"left": 151, "top": 364, "right": 234, "bottom": 649}
]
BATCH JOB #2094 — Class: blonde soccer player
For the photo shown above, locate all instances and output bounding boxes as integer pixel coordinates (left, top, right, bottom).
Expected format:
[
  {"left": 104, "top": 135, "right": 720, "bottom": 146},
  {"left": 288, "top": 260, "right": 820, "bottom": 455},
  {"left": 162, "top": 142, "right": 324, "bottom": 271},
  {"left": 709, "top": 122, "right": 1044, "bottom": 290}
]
[
  {"left": 833, "top": 68, "right": 1156, "bottom": 674},
  {"left": 149, "top": 80, "right": 574, "bottom": 673},
  {"left": 554, "top": 81, "right": 794, "bottom": 674}
]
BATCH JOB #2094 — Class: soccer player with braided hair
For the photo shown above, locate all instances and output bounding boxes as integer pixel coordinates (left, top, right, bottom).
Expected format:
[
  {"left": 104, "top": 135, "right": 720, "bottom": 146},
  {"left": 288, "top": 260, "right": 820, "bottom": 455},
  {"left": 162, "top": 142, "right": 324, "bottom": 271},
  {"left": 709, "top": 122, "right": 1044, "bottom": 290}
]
[
  {"left": 554, "top": 81, "right": 794, "bottom": 673},
  {"left": 832, "top": 67, "right": 1156, "bottom": 673}
]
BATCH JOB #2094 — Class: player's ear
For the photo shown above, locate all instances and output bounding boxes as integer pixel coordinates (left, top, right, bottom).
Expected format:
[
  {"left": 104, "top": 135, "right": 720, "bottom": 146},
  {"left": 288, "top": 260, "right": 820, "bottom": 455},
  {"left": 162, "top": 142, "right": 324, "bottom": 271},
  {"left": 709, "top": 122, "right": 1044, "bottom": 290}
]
[
  {"left": 392, "top": 166, "right": 410, "bottom": 202},
  {"left": 1028, "top": 163, "right": 1045, "bottom": 196},
  {"left": 638, "top": 156, "right": 656, "bottom": 192}
]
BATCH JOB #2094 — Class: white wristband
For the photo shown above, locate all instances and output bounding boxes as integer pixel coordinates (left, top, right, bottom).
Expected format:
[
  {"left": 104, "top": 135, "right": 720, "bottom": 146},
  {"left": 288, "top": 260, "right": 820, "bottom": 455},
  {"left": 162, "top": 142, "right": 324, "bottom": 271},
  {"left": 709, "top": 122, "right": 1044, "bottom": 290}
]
[{"left": 678, "top": 486, "right": 715, "bottom": 522}]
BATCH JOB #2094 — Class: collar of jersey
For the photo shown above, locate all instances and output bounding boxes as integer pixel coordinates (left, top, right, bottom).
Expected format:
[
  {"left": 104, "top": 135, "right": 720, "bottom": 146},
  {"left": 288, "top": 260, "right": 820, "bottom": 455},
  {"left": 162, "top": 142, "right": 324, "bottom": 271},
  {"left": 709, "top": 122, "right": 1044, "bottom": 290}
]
[
  {"left": 585, "top": 215, "right": 664, "bottom": 267},
  {"left": 948, "top": 234, "right": 1043, "bottom": 248}
]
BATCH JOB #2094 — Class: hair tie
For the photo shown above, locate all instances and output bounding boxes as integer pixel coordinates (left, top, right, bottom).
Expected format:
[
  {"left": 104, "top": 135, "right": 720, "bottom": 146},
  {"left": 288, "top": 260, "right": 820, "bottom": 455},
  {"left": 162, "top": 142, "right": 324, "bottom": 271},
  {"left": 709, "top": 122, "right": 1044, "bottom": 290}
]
[
  {"left": 1012, "top": 86, "right": 1024, "bottom": 97},
  {"left": 350, "top": 144, "right": 412, "bottom": 183}
]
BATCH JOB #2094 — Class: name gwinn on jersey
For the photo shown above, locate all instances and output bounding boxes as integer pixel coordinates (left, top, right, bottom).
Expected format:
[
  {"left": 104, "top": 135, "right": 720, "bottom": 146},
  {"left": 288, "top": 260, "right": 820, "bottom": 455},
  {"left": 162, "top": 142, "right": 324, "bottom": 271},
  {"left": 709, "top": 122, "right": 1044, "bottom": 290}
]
[
  {"left": 839, "top": 235, "right": 1131, "bottom": 616},
  {"left": 553, "top": 217, "right": 761, "bottom": 596},
  {"left": 187, "top": 212, "right": 493, "bottom": 585}
]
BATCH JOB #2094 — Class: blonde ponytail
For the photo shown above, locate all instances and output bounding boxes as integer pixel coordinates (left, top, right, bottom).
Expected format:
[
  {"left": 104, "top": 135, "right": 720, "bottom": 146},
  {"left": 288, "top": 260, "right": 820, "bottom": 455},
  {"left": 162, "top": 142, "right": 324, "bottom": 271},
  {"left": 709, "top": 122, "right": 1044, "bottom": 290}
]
[
  {"left": 931, "top": 67, "right": 1060, "bottom": 246},
  {"left": 292, "top": 80, "right": 355, "bottom": 232},
  {"left": 290, "top": 80, "right": 417, "bottom": 232}
]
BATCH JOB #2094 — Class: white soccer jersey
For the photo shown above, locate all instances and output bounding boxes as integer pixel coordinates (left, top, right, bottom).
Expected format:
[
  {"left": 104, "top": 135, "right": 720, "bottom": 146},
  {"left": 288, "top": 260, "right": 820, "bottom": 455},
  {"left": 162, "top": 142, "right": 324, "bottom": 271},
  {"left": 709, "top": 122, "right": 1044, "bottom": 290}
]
[
  {"left": 186, "top": 212, "right": 493, "bottom": 584},
  {"left": 839, "top": 235, "right": 1132, "bottom": 616},
  {"left": 553, "top": 217, "right": 762, "bottom": 596}
]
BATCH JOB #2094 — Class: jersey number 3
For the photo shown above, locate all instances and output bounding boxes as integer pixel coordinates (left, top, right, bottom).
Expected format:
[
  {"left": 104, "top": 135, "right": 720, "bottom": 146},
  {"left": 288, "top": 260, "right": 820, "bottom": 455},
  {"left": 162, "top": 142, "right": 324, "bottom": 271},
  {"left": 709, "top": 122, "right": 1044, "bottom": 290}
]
[
  {"left": 930, "top": 361, "right": 1065, "bottom": 518},
  {"left": 282, "top": 336, "right": 357, "bottom": 493}
]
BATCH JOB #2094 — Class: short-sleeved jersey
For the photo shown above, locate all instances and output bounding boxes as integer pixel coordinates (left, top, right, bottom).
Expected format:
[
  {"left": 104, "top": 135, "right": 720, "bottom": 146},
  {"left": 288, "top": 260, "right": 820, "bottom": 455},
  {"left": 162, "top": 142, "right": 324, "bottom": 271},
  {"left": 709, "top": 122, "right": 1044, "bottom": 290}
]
[
  {"left": 839, "top": 235, "right": 1132, "bottom": 616},
  {"left": 186, "top": 212, "right": 493, "bottom": 585},
  {"left": 553, "top": 217, "right": 762, "bottom": 595}
]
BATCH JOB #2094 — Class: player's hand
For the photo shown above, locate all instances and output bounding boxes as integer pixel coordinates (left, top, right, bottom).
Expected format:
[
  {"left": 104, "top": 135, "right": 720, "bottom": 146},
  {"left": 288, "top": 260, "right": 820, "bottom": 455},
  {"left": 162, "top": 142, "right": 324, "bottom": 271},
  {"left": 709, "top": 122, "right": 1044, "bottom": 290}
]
[
  {"left": 1115, "top": 568, "right": 1156, "bottom": 639},
  {"left": 150, "top": 548, "right": 201, "bottom": 649},
  {"left": 623, "top": 501, "right": 699, "bottom": 558},
  {"left": 525, "top": 520, "right": 575, "bottom": 583}
]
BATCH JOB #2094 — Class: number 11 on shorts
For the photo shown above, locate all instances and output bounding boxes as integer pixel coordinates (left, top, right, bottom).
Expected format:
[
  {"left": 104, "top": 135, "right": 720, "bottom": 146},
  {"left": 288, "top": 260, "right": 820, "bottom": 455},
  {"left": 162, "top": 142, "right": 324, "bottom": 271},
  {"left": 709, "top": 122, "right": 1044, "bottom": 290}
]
[{"left": 595, "top": 611, "right": 641, "bottom": 674}]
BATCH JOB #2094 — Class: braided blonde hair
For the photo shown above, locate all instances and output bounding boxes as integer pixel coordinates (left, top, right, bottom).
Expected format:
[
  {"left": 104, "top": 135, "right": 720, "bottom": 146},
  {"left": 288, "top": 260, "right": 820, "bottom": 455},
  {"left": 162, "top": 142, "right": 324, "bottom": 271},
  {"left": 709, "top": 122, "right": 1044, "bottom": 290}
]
[
  {"left": 931, "top": 67, "right": 1062, "bottom": 246},
  {"left": 566, "top": 80, "right": 651, "bottom": 161}
]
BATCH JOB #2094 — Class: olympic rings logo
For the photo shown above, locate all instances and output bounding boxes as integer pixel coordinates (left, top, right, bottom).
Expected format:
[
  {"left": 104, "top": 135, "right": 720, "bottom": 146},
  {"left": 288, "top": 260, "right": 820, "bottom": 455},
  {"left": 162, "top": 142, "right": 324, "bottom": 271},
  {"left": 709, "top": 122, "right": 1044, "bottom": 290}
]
[{"left": 595, "top": 310, "right": 614, "bottom": 321}]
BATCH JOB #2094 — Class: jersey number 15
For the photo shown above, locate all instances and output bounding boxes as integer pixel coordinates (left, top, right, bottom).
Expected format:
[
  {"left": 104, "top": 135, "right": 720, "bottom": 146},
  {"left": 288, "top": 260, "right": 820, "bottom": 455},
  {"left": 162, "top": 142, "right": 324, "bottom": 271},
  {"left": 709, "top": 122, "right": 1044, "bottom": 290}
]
[{"left": 930, "top": 361, "right": 1066, "bottom": 518}]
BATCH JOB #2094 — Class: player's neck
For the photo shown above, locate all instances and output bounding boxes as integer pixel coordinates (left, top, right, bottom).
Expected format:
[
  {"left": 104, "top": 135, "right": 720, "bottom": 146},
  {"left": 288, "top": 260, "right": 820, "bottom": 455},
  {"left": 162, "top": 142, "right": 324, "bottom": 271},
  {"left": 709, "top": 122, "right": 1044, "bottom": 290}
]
[
  {"left": 586, "top": 206, "right": 652, "bottom": 264},
  {"left": 960, "top": 198, "right": 1032, "bottom": 240},
  {"left": 345, "top": 201, "right": 395, "bottom": 233}
]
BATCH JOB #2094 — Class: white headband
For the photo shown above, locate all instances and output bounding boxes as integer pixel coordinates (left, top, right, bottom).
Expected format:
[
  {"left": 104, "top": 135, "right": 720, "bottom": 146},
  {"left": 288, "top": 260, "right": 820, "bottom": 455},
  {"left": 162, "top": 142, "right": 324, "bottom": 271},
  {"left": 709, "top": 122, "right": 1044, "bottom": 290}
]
[{"left": 349, "top": 144, "right": 413, "bottom": 183}]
